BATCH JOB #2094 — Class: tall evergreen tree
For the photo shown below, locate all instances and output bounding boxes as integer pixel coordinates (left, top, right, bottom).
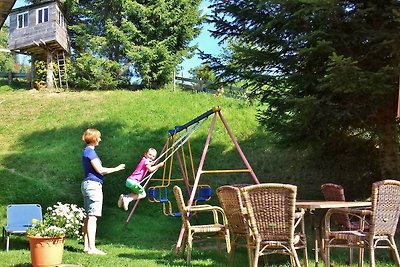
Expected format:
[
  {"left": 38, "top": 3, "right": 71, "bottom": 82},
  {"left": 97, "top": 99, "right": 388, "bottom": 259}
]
[
  {"left": 65, "top": 0, "right": 203, "bottom": 88},
  {"left": 207, "top": 0, "right": 400, "bottom": 180}
]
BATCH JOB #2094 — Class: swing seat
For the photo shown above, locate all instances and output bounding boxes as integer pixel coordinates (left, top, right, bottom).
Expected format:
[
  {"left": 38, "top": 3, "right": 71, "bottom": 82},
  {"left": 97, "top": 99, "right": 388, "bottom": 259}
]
[
  {"left": 190, "top": 185, "right": 213, "bottom": 202},
  {"left": 148, "top": 187, "right": 169, "bottom": 203},
  {"left": 168, "top": 212, "right": 182, "bottom": 217}
]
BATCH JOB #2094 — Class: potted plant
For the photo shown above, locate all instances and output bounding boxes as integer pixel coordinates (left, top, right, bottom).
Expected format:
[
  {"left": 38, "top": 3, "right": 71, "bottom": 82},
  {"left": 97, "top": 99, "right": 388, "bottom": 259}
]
[{"left": 27, "top": 202, "right": 85, "bottom": 267}]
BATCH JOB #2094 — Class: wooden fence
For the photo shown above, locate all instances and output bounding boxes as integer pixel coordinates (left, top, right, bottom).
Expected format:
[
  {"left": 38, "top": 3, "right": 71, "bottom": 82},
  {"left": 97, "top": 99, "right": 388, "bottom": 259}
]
[
  {"left": 175, "top": 76, "right": 249, "bottom": 99},
  {"left": 0, "top": 72, "right": 31, "bottom": 85}
]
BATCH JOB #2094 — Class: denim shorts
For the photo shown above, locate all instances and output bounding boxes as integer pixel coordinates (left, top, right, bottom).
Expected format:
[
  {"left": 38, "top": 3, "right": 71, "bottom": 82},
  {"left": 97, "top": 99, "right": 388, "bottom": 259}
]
[
  {"left": 81, "top": 180, "right": 103, "bottom": 217},
  {"left": 126, "top": 179, "right": 146, "bottom": 196}
]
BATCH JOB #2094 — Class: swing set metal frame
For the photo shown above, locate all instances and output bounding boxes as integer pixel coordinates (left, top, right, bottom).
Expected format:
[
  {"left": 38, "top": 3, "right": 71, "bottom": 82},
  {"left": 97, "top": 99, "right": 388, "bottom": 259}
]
[{"left": 124, "top": 106, "right": 260, "bottom": 231}]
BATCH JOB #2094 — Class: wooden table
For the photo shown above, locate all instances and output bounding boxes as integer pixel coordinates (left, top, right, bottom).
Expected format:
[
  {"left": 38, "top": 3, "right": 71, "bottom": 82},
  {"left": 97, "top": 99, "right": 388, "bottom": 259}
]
[{"left": 296, "top": 200, "right": 371, "bottom": 266}]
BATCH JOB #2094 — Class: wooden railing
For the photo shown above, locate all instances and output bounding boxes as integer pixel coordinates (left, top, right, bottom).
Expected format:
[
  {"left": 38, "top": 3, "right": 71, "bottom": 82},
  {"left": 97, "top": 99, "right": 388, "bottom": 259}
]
[
  {"left": 175, "top": 76, "right": 249, "bottom": 99},
  {"left": 0, "top": 72, "right": 31, "bottom": 85}
]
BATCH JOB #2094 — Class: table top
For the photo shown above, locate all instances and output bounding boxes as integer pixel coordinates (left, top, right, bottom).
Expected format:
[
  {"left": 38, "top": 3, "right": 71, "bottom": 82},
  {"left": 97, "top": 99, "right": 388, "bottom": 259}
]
[{"left": 296, "top": 200, "right": 371, "bottom": 210}]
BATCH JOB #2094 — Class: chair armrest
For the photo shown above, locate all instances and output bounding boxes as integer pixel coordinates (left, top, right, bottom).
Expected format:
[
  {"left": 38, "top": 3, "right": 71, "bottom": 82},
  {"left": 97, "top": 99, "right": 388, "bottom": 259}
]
[
  {"left": 324, "top": 208, "right": 371, "bottom": 233},
  {"left": 186, "top": 205, "right": 228, "bottom": 225},
  {"left": 294, "top": 208, "right": 305, "bottom": 229},
  {"left": 295, "top": 208, "right": 305, "bottom": 219}
]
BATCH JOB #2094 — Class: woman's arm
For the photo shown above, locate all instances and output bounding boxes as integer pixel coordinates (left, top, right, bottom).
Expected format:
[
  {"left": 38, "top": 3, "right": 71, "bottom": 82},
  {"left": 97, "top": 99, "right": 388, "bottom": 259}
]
[{"left": 91, "top": 158, "right": 125, "bottom": 175}]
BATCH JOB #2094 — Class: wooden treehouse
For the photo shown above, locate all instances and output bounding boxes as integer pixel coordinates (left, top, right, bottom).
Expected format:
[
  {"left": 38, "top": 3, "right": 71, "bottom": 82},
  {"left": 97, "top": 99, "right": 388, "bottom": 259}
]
[
  {"left": 8, "top": 0, "right": 69, "bottom": 89},
  {"left": 0, "top": 0, "right": 17, "bottom": 29}
]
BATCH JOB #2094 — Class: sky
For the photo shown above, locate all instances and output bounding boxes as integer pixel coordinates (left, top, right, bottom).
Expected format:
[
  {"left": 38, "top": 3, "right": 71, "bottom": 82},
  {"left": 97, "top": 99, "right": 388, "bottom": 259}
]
[
  {"left": 12, "top": 0, "right": 223, "bottom": 78},
  {"left": 177, "top": 0, "right": 224, "bottom": 77}
]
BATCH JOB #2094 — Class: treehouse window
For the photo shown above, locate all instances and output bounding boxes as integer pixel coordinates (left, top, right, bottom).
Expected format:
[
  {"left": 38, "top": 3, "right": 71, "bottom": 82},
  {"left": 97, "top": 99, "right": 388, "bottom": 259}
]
[
  {"left": 37, "top": 7, "right": 49, "bottom": 24},
  {"left": 57, "top": 10, "right": 65, "bottom": 28},
  {"left": 17, "top": 12, "right": 29, "bottom": 29}
]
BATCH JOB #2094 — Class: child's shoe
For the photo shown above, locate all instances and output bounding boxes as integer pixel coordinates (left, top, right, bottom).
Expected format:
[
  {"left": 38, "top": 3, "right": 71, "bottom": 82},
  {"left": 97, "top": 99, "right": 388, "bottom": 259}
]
[
  {"left": 117, "top": 194, "right": 124, "bottom": 208},
  {"left": 123, "top": 196, "right": 129, "bottom": 211}
]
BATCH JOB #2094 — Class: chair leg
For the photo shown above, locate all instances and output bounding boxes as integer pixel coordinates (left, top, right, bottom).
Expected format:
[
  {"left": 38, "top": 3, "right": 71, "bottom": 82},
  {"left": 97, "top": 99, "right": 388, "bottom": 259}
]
[
  {"left": 291, "top": 244, "right": 301, "bottom": 267},
  {"left": 348, "top": 247, "right": 353, "bottom": 265},
  {"left": 253, "top": 242, "right": 260, "bottom": 267},
  {"left": 389, "top": 236, "right": 400, "bottom": 267},
  {"left": 6, "top": 235, "right": 9, "bottom": 252},
  {"left": 324, "top": 241, "right": 330, "bottom": 267},
  {"left": 228, "top": 238, "right": 236, "bottom": 266},
  {"left": 246, "top": 237, "right": 253, "bottom": 267},
  {"left": 1, "top": 227, "right": 4, "bottom": 243},
  {"left": 303, "top": 248, "right": 309, "bottom": 267},
  {"left": 186, "top": 234, "right": 193, "bottom": 266},
  {"left": 369, "top": 247, "right": 375, "bottom": 267},
  {"left": 300, "top": 216, "right": 309, "bottom": 267},
  {"left": 225, "top": 229, "right": 231, "bottom": 254},
  {"left": 358, "top": 247, "right": 364, "bottom": 267}
]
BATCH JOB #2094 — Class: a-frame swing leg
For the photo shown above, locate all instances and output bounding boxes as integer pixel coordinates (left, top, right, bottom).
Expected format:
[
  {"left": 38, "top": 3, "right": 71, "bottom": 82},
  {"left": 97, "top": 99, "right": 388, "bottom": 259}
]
[
  {"left": 175, "top": 112, "right": 217, "bottom": 254},
  {"left": 217, "top": 111, "right": 260, "bottom": 184},
  {"left": 175, "top": 109, "right": 260, "bottom": 254},
  {"left": 124, "top": 198, "right": 141, "bottom": 225}
]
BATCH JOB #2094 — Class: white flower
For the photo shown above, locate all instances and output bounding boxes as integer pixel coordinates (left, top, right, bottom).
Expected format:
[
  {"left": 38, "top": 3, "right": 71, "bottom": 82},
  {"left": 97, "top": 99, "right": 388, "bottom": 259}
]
[{"left": 27, "top": 202, "right": 85, "bottom": 239}]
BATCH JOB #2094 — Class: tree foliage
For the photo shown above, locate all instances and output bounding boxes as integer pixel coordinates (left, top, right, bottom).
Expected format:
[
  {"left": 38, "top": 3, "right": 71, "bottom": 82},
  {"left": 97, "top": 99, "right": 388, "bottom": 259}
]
[
  {"left": 64, "top": 0, "right": 203, "bottom": 88},
  {"left": 0, "top": 26, "right": 14, "bottom": 72},
  {"left": 207, "top": 0, "right": 400, "bottom": 180}
]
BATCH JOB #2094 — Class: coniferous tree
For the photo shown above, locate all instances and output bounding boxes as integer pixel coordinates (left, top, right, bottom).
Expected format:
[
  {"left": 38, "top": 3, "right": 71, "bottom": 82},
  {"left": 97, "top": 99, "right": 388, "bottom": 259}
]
[{"left": 207, "top": 0, "right": 400, "bottom": 180}]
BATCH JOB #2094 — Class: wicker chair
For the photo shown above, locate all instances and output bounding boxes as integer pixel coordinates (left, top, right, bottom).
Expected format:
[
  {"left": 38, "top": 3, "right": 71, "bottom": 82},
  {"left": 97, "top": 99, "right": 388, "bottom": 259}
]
[
  {"left": 241, "top": 183, "right": 308, "bottom": 267},
  {"left": 321, "top": 183, "right": 367, "bottom": 229},
  {"left": 321, "top": 183, "right": 369, "bottom": 264},
  {"left": 323, "top": 180, "right": 400, "bottom": 267},
  {"left": 173, "top": 186, "right": 231, "bottom": 265},
  {"left": 216, "top": 185, "right": 252, "bottom": 266}
]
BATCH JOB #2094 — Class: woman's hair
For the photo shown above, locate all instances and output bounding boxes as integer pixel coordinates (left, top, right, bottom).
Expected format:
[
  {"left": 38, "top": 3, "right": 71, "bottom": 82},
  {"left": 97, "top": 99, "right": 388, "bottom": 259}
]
[{"left": 82, "top": 128, "right": 101, "bottom": 145}]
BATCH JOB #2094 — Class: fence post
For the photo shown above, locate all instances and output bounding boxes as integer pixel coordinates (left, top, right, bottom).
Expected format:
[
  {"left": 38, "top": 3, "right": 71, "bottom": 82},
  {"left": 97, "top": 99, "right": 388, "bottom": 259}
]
[
  {"left": 8, "top": 71, "right": 12, "bottom": 85},
  {"left": 173, "top": 69, "right": 176, "bottom": 92},
  {"left": 198, "top": 79, "right": 204, "bottom": 91}
]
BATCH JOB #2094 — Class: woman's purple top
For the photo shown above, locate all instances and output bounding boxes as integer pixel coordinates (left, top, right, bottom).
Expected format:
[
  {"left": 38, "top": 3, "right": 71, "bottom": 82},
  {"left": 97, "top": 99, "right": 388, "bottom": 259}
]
[{"left": 82, "top": 146, "right": 104, "bottom": 184}]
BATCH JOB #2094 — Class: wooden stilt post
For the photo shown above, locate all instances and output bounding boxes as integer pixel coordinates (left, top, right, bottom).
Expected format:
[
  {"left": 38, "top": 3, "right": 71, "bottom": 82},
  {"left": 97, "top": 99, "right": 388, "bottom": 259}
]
[{"left": 46, "top": 50, "right": 54, "bottom": 89}]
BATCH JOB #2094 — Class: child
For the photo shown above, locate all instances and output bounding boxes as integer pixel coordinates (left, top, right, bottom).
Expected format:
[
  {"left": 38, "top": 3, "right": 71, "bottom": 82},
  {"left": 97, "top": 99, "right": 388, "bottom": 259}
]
[{"left": 118, "top": 148, "right": 164, "bottom": 211}]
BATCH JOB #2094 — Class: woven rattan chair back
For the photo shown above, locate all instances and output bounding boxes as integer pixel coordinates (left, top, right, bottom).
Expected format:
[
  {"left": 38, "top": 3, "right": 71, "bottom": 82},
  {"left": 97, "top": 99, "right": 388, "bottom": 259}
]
[
  {"left": 370, "top": 180, "right": 400, "bottom": 236},
  {"left": 243, "top": 183, "right": 296, "bottom": 242},
  {"left": 217, "top": 185, "right": 252, "bottom": 266},
  {"left": 217, "top": 185, "right": 249, "bottom": 236},
  {"left": 321, "top": 183, "right": 352, "bottom": 229},
  {"left": 241, "top": 183, "right": 304, "bottom": 267}
]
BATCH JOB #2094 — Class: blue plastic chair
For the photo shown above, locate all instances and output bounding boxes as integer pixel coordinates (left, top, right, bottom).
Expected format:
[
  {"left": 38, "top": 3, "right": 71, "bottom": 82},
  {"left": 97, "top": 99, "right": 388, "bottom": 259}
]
[{"left": 2, "top": 204, "right": 42, "bottom": 252}]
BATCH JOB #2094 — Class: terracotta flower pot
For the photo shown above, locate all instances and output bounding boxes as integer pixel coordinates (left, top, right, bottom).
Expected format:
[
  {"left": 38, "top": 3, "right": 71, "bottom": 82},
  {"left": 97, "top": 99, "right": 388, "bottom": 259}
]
[{"left": 28, "top": 235, "right": 65, "bottom": 267}]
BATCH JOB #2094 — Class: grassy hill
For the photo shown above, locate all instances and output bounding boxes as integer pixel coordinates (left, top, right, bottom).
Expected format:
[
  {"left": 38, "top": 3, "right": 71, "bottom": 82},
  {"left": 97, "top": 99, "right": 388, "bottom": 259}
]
[
  {"left": 0, "top": 85, "right": 271, "bottom": 266},
  {"left": 1, "top": 84, "right": 391, "bottom": 266}
]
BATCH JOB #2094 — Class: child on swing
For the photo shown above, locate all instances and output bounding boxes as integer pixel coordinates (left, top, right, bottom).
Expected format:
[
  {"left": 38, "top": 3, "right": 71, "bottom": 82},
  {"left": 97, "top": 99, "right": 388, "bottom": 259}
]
[{"left": 118, "top": 148, "right": 164, "bottom": 211}]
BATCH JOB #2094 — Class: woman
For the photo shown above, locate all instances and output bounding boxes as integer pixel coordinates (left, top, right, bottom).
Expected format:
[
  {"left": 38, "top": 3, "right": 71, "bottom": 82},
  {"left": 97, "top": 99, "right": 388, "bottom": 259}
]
[{"left": 81, "top": 128, "right": 125, "bottom": 255}]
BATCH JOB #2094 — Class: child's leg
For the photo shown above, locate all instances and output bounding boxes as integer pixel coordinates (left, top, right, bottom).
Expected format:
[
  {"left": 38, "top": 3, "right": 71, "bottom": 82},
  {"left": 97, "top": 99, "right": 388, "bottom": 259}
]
[
  {"left": 126, "top": 192, "right": 138, "bottom": 201},
  {"left": 123, "top": 179, "right": 146, "bottom": 210},
  {"left": 137, "top": 192, "right": 146, "bottom": 199}
]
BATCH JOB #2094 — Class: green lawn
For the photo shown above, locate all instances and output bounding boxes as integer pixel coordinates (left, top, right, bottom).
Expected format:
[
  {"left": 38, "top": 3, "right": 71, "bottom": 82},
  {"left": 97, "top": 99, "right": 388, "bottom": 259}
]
[{"left": 0, "top": 84, "right": 398, "bottom": 266}]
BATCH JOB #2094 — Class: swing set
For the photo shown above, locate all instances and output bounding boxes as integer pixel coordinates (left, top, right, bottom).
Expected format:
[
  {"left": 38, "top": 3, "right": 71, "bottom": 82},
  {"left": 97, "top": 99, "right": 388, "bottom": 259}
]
[{"left": 124, "top": 106, "right": 259, "bottom": 225}]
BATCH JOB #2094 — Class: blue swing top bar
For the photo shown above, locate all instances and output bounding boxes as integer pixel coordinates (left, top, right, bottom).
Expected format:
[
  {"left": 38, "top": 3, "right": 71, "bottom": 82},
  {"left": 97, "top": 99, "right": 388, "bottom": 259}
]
[{"left": 168, "top": 106, "right": 221, "bottom": 136}]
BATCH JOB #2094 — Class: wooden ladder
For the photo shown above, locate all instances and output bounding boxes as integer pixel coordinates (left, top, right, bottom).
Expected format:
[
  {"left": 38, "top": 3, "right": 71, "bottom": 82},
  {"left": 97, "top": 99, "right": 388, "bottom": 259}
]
[{"left": 56, "top": 52, "right": 68, "bottom": 89}]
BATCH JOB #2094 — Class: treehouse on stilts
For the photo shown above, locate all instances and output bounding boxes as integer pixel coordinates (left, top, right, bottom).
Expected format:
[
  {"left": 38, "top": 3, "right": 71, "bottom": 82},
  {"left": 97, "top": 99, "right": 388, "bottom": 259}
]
[{"left": 8, "top": 0, "right": 69, "bottom": 89}]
